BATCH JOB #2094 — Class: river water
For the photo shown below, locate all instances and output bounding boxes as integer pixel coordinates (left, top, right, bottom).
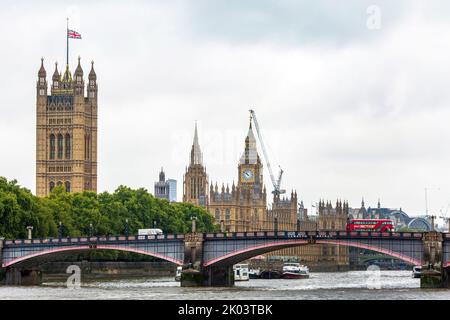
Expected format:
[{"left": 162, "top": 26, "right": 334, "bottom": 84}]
[{"left": 1, "top": 270, "right": 449, "bottom": 300}]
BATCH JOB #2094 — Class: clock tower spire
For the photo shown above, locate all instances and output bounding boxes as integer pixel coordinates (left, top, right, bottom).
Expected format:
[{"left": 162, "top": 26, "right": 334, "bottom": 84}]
[{"left": 238, "top": 119, "right": 263, "bottom": 191}]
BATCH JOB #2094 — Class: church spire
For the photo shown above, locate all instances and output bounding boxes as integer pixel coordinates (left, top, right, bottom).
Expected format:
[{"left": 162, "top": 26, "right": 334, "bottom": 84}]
[{"left": 190, "top": 122, "right": 203, "bottom": 166}]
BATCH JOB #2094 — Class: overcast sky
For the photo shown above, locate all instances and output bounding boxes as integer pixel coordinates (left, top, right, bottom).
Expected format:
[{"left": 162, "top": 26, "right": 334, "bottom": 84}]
[{"left": 1, "top": 0, "right": 450, "bottom": 218}]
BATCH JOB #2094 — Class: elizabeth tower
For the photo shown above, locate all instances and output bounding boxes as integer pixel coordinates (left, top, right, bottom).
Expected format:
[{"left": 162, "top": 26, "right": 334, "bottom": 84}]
[{"left": 36, "top": 57, "right": 97, "bottom": 197}]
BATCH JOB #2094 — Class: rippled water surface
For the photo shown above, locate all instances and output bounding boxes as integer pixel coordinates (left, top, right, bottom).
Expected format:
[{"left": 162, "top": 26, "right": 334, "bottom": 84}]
[{"left": 1, "top": 271, "right": 450, "bottom": 300}]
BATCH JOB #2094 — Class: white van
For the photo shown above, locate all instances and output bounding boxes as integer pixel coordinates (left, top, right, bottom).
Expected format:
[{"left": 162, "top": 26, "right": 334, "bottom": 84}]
[{"left": 138, "top": 229, "right": 163, "bottom": 236}]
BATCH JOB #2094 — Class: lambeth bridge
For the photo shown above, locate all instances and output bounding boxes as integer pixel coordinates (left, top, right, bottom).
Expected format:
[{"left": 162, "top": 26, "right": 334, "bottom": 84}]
[{"left": 1, "top": 230, "right": 449, "bottom": 288}]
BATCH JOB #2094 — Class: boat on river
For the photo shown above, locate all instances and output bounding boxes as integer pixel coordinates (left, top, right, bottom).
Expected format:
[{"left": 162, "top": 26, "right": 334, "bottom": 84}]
[
  {"left": 233, "top": 264, "right": 250, "bottom": 281},
  {"left": 248, "top": 268, "right": 261, "bottom": 279},
  {"left": 412, "top": 266, "right": 422, "bottom": 278},
  {"left": 281, "top": 263, "right": 310, "bottom": 279},
  {"left": 260, "top": 270, "right": 281, "bottom": 279},
  {"left": 175, "top": 266, "right": 182, "bottom": 281}
]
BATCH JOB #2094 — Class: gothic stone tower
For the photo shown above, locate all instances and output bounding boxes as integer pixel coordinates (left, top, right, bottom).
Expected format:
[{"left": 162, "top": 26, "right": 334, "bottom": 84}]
[
  {"left": 208, "top": 121, "right": 267, "bottom": 232},
  {"left": 317, "top": 200, "right": 350, "bottom": 269},
  {"left": 36, "top": 57, "right": 98, "bottom": 197},
  {"left": 183, "top": 123, "right": 209, "bottom": 206}
]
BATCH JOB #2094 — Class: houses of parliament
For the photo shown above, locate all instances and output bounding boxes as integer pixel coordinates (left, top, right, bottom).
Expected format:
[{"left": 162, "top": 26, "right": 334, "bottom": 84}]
[
  {"left": 183, "top": 122, "right": 350, "bottom": 270},
  {"left": 35, "top": 56, "right": 348, "bottom": 269}
]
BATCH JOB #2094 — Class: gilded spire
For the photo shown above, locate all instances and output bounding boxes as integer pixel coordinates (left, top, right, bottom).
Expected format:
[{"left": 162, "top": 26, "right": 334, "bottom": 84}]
[
  {"left": 61, "top": 63, "right": 72, "bottom": 83},
  {"left": 190, "top": 122, "right": 203, "bottom": 166}
]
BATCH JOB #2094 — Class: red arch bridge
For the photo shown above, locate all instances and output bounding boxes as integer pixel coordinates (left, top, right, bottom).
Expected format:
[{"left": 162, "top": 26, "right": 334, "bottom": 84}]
[{"left": 1, "top": 231, "right": 449, "bottom": 287}]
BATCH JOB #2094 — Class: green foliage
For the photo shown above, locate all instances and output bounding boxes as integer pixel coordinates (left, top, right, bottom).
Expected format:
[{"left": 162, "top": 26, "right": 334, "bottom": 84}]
[{"left": 0, "top": 177, "right": 219, "bottom": 240}]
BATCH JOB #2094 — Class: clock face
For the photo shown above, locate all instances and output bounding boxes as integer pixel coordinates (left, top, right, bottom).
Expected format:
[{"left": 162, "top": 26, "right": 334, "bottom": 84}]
[{"left": 242, "top": 169, "right": 254, "bottom": 181}]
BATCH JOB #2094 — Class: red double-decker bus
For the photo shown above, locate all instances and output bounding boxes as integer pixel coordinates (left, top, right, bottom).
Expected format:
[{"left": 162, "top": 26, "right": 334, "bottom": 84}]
[{"left": 346, "top": 219, "right": 394, "bottom": 232}]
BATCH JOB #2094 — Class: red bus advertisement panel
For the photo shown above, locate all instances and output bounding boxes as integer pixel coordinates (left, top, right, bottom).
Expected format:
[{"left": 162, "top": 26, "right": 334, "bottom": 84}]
[{"left": 346, "top": 219, "right": 394, "bottom": 232}]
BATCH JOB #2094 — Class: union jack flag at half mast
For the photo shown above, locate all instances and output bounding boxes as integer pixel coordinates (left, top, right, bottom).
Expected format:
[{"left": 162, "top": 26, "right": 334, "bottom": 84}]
[{"left": 66, "top": 18, "right": 82, "bottom": 66}]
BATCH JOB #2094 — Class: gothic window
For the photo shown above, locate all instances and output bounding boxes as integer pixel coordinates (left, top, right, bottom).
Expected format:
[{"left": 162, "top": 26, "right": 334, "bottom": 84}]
[
  {"left": 215, "top": 209, "right": 220, "bottom": 221},
  {"left": 84, "top": 135, "right": 90, "bottom": 160},
  {"left": 49, "top": 181, "right": 55, "bottom": 192},
  {"left": 49, "top": 134, "right": 55, "bottom": 159},
  {"left": 39, "top": 78, "right": 45, "bottom": 85},
  {"left": 54, "top": 81, "right": 59, "bottom": 88},
  {"left": 65, "top": 134, "right": 71, "bottom": 159},
  {"left": 57, "top": 134, "right": 63, "bottom": 159},
  {"left": 57, "top": 181, "right": 62, "bottom": 187},
  {"left": 225, "top": 208, "right": 231, "bottom": 221},
  {"left": 39, "top": 89, "right": 45, "bottom": 96},
  {"left": 65, "top": 181, "right": 71, "bottom": 193}
]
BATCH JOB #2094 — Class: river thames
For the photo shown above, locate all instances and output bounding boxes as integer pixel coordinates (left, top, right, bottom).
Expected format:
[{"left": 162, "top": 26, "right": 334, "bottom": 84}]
[{"left": 1, "top": 270, "right": 449, "bottom": 300}]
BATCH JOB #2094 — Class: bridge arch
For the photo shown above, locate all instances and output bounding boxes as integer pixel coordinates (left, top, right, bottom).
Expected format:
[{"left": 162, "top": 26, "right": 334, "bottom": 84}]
[
  {"left": 203, "top": 239, "right": 423, "bottom": 267},
  {"left": 3, "top": 244, "right": 183, "bottom": 268}
]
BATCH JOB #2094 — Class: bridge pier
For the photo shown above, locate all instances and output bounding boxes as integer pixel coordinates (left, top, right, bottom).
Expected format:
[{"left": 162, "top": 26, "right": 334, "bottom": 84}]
[
  {"left": 421, "top": 231, "right": 446, "bottom": 288},
  {"left": 181, "top": 232, "right": 205, "bottom": 287},
  {"left": 0, "top": 238, "right": 4, "bottom": 283},
  {"left": 202, "top": 265, "right": 234, "bottom": 287},
  {"left": 4, "top": 268, "right": 42, "bottom": 286},
  {"left": 180, "top": 232, "right": 234, "bottom": 287},
  {"left": 442, "top": 267, "right": 450, "bottom": 288},
  {"left": 0, "top": 237, "right": 3, "bottom": 267}
]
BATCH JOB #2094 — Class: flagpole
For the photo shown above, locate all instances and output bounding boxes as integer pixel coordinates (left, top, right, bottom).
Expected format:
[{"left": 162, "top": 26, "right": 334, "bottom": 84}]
[{"left": 66, "top": 17, "right": 69, "bottom": 67}]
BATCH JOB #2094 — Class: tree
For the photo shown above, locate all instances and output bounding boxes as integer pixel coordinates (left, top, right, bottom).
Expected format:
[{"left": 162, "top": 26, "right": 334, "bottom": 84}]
[{"left": 0, "top": 177, "right": 218, "bottom": 240}]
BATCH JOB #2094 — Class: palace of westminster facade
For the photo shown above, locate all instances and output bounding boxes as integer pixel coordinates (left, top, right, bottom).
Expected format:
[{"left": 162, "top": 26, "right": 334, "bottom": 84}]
[
  {"left": 35, "top": 59, "right": 348, "bottom": 269},
  {"left": 183, "top": 123, "right": 349, "bottom": 269}
]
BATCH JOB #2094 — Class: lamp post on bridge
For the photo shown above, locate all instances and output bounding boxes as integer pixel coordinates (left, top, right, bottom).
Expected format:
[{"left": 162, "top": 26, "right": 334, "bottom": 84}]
[
  {"left": 89, "top": 223, "right": 93, "bottom": 238},
  {"left": 26, "top": 226, "right": 33, "bottom": 240},
  {"left": 125, "top": 219, "right": 129, "bottom": 237},
  {"left": 58, "top": 221, "right": 63, "bottom": 239},
  {"left": 191, "top": 216, "right": 197, "bottom": 233}
]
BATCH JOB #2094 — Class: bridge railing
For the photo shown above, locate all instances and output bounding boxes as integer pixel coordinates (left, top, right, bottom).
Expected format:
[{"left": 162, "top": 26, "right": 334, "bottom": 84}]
[
  {"left": 3, "top": 234, "right": 184, "bottom": 246},
  {"left": 3, "top": 231, "right": 438, "bottom": 246},
  {"left": 203, "top": 231, "right": 425, "bottom": 240}
]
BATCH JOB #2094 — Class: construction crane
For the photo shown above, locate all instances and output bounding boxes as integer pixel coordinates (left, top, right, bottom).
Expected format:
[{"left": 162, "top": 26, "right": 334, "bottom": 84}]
[
  {"left": 439, "top": 203, "right": 450, "bottom": 232},
  {"left": 249, "top": 109, "right": 286, "bottom": 196}
]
